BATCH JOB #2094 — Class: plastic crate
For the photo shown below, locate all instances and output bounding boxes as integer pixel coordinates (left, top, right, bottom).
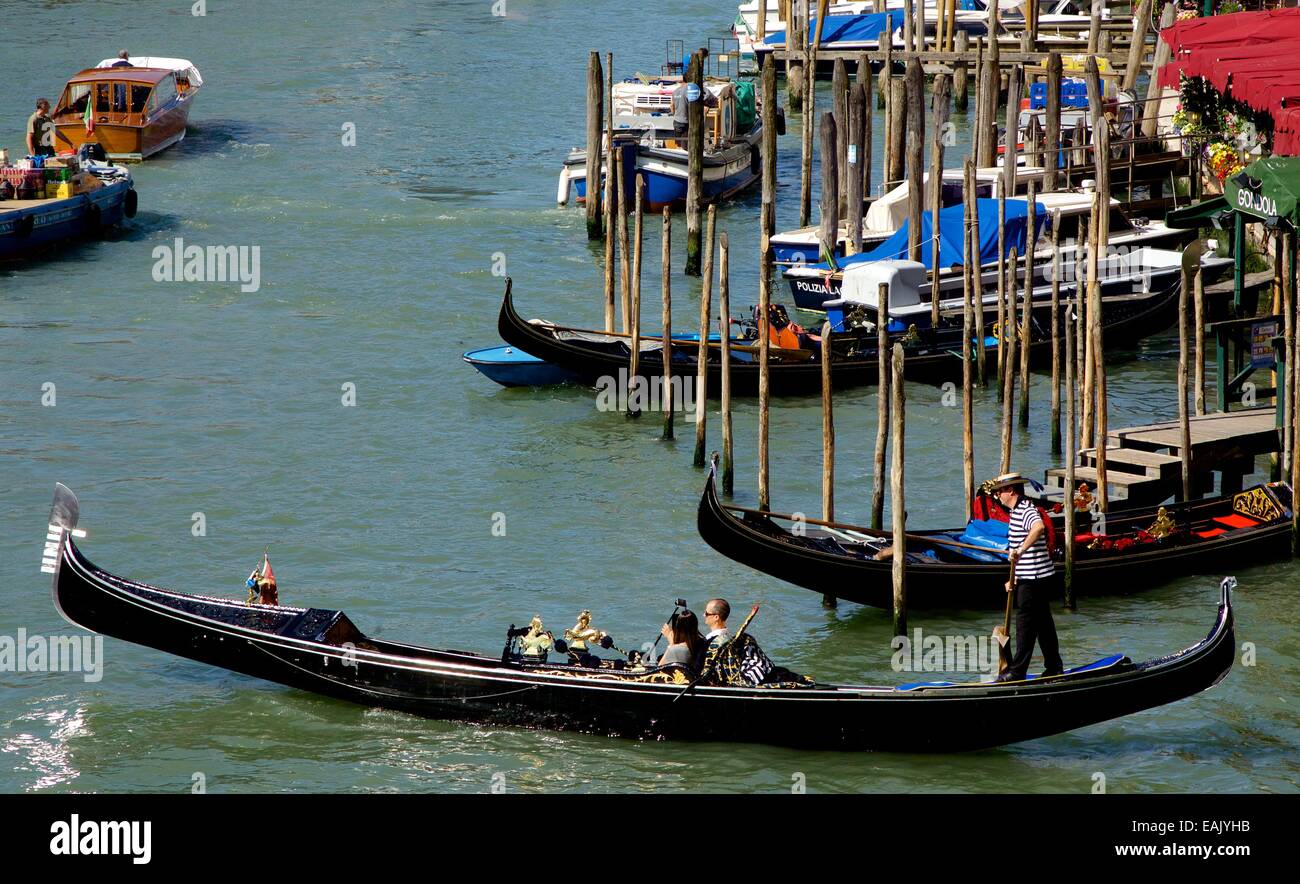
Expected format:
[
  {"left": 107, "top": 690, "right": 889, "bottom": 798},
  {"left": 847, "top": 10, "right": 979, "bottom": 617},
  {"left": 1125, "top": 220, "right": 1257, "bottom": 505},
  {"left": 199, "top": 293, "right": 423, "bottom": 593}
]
[{"left": 1029, "top": 79, "right": 1091, "bottom": 111}]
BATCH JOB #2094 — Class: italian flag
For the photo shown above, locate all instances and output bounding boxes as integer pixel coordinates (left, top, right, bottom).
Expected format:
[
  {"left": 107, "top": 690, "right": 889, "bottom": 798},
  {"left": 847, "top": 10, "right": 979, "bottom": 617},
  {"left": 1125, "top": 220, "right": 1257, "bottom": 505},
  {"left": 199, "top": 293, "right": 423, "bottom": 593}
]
[{"left": 84, "top": 90, "right": 94, "bottom": 134}]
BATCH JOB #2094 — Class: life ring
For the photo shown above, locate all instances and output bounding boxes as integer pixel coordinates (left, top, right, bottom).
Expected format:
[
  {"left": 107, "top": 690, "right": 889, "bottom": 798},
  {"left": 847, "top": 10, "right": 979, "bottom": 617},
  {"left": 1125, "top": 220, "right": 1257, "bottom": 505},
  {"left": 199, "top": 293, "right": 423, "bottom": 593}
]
[
  {"left": 84, "top": 201, "right": 102, "bottom": 232},
  {"left": 124, "top": 188, "right": 138, "bottom": 218},
  {"left": 14, "top": 214, "right": 34, "bottom": 238}
]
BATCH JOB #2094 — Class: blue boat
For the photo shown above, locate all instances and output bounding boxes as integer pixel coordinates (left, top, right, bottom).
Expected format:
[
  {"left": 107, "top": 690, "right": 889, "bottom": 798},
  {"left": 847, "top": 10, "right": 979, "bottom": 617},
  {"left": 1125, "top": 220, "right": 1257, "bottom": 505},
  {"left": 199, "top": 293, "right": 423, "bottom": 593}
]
[
  {"left": 465, "top": 331, "right": 747, "bottom": 388},
  {"left": 462, "top": 345, "right": 584, "bottom": 388},
  {"left": 557, "top": 74, "right": 769, "bottom": 212},
  {"left": 0, "top": 167, "right": 136, "bottom": 261}
]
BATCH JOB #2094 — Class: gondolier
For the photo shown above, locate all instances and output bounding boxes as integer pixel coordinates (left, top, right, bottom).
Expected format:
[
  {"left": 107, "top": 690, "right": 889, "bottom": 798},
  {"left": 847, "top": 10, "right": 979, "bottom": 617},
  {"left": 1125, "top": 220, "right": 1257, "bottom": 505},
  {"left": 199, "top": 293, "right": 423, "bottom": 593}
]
[{"left": 990, "top": 472, "right": 1065, "bottom": 683}]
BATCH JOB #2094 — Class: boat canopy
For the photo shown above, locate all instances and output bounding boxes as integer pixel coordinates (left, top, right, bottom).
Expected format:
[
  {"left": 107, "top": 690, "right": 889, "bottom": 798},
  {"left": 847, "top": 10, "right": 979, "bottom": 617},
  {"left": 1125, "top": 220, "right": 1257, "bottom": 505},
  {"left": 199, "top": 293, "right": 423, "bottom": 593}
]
[
  {"left": 96, "top": 57, "right": 203, "bottom": 88},
  {"left": 763, "top": 12, "right": 895, "bottom": 47},
  {"left": 820, "top": 198, "right": 1048, "bottom": 272},
  {"left": 835, "top": 260, "right": 929, "bottom": 312}
]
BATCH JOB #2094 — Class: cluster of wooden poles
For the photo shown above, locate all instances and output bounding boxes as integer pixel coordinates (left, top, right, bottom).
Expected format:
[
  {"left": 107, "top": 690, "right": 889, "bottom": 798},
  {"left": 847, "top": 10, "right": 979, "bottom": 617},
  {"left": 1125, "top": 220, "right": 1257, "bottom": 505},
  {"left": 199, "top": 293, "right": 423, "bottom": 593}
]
[{"left": 569, "top": 6, "right": 1283, "bottom": 635}]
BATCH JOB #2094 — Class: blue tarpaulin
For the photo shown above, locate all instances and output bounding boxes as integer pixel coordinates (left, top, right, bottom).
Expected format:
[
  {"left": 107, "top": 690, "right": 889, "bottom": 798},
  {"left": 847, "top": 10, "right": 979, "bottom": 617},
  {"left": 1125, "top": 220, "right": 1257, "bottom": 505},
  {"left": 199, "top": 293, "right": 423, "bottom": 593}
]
[
  {"left": 766, "top": 4, "right": 979, "bottom": 46},
  {"left": 812, "top": 198, "right": 1048, "bottom": 272},
  {"left": 767, "top": 13, "right": 893, "bottom": 47}
]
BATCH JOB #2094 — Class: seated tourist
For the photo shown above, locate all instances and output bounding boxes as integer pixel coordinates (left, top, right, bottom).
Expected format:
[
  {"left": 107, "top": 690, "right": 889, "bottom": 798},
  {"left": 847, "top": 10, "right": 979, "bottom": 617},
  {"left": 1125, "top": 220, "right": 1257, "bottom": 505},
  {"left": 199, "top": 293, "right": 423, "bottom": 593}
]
[{"left": 657, "top": 610, "right": 705, "bottom": 673}]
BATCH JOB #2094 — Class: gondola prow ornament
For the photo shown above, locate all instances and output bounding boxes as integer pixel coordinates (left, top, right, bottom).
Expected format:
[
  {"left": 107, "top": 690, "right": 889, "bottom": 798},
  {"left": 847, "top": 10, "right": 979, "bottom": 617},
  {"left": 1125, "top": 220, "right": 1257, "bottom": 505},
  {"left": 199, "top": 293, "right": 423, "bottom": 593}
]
[{"left": 244, "top": 550, "right": 278, "bottom": 606}]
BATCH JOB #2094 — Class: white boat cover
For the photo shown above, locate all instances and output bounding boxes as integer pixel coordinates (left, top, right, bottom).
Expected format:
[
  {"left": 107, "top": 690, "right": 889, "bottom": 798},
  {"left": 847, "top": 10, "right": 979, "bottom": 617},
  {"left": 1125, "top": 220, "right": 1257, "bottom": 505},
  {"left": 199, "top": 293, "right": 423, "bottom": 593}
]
[
  {"left": 834, "top": 260, "right": 928, "bottom": 313},
  {"left": 95, "top": 57, "right": 203, "bottom": 89}
]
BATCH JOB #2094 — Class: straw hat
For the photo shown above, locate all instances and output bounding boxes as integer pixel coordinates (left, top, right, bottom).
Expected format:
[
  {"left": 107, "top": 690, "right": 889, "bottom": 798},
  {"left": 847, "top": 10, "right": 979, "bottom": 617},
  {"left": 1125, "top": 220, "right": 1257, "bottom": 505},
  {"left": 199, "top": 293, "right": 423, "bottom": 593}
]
[{"left": 985, "top": 472, "right": 1027, "bottom": 493}]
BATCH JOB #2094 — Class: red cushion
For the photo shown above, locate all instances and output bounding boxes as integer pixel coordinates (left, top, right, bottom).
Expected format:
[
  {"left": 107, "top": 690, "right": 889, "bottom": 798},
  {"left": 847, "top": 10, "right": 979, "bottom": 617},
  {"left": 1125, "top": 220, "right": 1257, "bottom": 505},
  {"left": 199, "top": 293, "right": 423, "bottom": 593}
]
[
  {"left": 1195, "top": 528, "right": 1228, "bottom": 539},
  {"left": 1213, "top": 513, "right": 1259, "bottom": 529}
]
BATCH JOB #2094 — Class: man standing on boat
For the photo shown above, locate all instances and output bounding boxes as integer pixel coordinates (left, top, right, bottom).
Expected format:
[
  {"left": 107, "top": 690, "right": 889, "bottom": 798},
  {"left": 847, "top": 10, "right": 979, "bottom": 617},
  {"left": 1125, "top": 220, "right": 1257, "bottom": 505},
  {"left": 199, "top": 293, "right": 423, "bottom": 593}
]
[
  {"left": 26, "top": 99, "right": 54, "bottom": 158},
  {"left": 991, "top": 473, "right": 1064, "bottom": 683},
  {"left": 671, "top": 79, "right": 717, "bottom": 140},
  {"left": 110, "top": 50, "right": 134, "bottom": 68}
]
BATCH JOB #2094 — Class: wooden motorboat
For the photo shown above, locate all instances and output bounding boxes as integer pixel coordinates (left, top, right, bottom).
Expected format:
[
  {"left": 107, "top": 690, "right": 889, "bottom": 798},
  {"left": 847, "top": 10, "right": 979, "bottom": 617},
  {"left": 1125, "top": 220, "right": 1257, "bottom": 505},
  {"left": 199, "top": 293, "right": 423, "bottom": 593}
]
[{"left": 49, "top": 58, "right": 202, "bottom": 161}]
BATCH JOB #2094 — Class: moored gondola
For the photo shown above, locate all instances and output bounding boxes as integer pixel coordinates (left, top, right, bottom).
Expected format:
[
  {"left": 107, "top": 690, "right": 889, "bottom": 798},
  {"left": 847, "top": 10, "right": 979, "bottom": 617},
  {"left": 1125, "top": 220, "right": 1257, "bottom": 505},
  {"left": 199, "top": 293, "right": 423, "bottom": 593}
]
[
  {"left": 46, "top": 483, "right": 1235, "bottom": 752},
  {"left": 496, "top": 268, "right": 1187, "bottom": 397},
  {"left": 698, "top": 467, "right": 1292, "bottom": 610}
]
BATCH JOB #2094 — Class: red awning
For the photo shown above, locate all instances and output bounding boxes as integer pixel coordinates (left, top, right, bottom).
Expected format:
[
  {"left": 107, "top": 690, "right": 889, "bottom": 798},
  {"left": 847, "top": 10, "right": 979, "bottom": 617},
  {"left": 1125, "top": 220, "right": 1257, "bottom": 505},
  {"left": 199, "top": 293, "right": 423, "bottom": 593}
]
[
  {"left": 1157, "top": 9, "right": 1300, "bottom": 88},
  {"left": 1156, "top": 9, "right": 1300, "bottom": 156}
]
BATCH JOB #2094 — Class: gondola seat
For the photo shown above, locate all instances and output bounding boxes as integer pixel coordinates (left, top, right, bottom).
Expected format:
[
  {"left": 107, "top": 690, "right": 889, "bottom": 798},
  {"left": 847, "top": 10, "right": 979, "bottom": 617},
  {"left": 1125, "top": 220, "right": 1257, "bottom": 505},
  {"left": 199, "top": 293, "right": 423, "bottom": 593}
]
[
  {"left": 1194, "top": 527, "right": 1228, "bottom": 539},
  {"left": 1212, "top": 513, "right": 1259, "bottom": 530}
]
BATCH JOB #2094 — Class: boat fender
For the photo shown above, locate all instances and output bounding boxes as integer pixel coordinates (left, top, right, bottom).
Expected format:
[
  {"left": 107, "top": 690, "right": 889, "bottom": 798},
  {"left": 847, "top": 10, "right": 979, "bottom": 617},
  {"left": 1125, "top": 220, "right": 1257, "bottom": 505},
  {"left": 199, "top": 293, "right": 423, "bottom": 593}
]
[
  {"left": 124, "top": 188, "right": 138, "bottom": 218},
  {"left": 14, "top": 213, "right": 34, "bottom": 238},
  {"left": 750, "top": 144, "right": 761, "bottom": 175},
  {"left": 775, "top": 107, "right": 786, "bottom": 137},
  {"left": 84, "top": 201, "right": 102, "bottom": 232}
]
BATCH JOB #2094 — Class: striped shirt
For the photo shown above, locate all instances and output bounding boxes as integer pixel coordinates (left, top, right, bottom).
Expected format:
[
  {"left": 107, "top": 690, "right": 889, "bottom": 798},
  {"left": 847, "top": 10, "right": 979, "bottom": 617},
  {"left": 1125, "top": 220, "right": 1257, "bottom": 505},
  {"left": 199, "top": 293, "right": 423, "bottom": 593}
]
[{"left": 1007, "top": 499, "right": 1055, "bottom": 580}]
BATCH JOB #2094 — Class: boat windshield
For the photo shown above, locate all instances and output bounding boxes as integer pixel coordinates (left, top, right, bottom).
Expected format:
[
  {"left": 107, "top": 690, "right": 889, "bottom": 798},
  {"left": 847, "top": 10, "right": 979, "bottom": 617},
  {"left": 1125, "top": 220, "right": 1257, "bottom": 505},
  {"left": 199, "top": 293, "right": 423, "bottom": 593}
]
[{"left": 58, "top": 81, "right": 153, "bottom": 116}]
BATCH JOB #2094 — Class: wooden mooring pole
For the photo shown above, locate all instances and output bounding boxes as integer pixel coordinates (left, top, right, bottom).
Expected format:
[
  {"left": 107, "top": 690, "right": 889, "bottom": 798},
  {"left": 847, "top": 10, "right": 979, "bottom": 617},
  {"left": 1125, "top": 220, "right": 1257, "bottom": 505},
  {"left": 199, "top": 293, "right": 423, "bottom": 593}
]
[
  {"left": 905, "top": 58, "right": 924, "bottom": 262},
  {"left": 890, "top": 342, "right": 907, "bottom": 639},
  {"left": 694, "top": 205, "right": 717, "bottom": 467},
  {"left": 685, "top": 51, "right": 705, "bottom": 277},
  {"left": 1018, "top": 182, "right": 1035, "bottom": 429},
  {"left": 954, "top": 29, "right": 970, "bottom": 111},
  {"left": 1050, "top": 211, "right": 1063, "bottom": 455},
  {"left": 821, "top": 318, "right": 837, "bottom": 608},
  {"left": 585, "top": 51, "right": 603, "bottom": 240},
  {"left": 1179, "top": 260, "right": 1192, "bottom": 502},
  {"left": 616, "top": 148, "right": 631, "bottom": 333},
  {"left": 962, "top": 181, "right": 975, "bottom": 522},
  {"left": 1064, "top": 289, "right": 1077, "bottom": 611},
  {"left": 661, "top": 207, "right": 674, "bottom": 439},
  {"left": 719, "top": 232, "right": 734, "bottom": 494},
  {"left": 929, "top": 73, "right": 951, "bottom": 329},
  {"left": 1000, "top": 247, "right": 1018, "bottom": 474},
  {"left": 627, "top": 176, "right": 644, "bottom": 419},
  {"left": 872, "top": 282, "right": 890, "bottom": 529},
  {"left": 846, "top": 82, "right": 867, "bottom": 255}
]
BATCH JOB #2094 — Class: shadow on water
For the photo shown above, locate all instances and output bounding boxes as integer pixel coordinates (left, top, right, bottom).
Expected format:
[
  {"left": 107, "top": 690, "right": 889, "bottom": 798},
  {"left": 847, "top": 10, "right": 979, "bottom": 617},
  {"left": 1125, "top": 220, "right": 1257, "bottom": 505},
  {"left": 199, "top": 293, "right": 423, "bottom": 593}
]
[{"left": 163, "top": 118, "right": 276, "bottom": 159}]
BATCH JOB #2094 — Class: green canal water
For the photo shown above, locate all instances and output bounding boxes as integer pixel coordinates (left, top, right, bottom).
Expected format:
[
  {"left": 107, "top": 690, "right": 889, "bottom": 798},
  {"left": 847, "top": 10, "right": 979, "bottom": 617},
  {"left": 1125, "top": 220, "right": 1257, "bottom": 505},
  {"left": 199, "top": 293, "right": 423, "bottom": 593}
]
[{"left": 1, "top": 1, "right": 1296, "bottom": 793}]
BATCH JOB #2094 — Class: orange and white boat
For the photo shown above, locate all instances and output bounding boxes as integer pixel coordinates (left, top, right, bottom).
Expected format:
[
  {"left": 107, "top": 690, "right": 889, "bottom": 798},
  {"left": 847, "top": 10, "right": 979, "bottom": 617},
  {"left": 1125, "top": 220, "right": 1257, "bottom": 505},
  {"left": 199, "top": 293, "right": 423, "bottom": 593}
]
[{"left": 49, "top": 57, "right": 202, "bottom": 162}]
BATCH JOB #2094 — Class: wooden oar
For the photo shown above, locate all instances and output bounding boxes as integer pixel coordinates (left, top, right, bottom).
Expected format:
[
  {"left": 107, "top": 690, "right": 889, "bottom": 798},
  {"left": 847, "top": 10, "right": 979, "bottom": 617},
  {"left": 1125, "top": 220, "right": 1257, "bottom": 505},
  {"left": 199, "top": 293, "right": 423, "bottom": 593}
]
[
  {"left": 995, "top": 570, "right": 1015, "bottom": 676},
  {"left": 724, "top": 501, "right": 1008, "bottom": 556},
  {"left": 538, "top": 319, "right": 815, "bottom": 360}
]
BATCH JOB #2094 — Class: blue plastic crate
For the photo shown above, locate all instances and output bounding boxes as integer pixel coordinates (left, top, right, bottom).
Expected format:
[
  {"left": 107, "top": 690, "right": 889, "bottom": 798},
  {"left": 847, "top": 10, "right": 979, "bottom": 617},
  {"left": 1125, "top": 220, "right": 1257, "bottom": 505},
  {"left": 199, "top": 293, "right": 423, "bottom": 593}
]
[{"left": 1029, "top": 79, "right": 1091, "bottom": 110}]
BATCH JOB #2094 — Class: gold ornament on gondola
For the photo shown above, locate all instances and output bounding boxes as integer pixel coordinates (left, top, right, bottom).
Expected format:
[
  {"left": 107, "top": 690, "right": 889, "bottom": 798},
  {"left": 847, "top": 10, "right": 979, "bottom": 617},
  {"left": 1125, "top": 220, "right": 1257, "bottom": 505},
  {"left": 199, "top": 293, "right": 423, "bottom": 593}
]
[
  {"left": 563, "top": 610, "right": 606, "bottom": 652},
  {"left": 1147, "top": 507, "right": 1176, "bottom": 539},
  {"left": 518, "top": 616, "right": 553, "bottom": 658},
  {"left": 1073, "top": 483, "right": 1094, "bottom": 513}
]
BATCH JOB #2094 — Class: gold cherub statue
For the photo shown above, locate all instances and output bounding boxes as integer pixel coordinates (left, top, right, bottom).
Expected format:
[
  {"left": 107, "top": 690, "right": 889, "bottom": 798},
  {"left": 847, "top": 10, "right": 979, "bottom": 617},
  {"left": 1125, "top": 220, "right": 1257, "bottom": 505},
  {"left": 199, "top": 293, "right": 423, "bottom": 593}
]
[
  {"left": 563, "top": 610, "right": 606, "bottom": 652},
  {"left": 1147, "top": 506, "right": 1176, "bottom": 539},
  {"left": 518, "top": 616, "right": 553, "bottom": 658},
  {"left": 1073, "top": 482, "right": 1094, "bottom": 513}
]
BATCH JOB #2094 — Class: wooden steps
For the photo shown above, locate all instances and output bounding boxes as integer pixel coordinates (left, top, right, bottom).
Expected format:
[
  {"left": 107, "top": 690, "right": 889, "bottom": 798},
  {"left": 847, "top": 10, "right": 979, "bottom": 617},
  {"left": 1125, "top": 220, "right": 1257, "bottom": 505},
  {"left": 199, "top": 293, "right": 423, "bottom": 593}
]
[
  {"left": 1077, "top": 447, "right": 1183, "bottom": 480},
  {"left": 1043, "top": 408, "right": 1281, "bottom": 509}
]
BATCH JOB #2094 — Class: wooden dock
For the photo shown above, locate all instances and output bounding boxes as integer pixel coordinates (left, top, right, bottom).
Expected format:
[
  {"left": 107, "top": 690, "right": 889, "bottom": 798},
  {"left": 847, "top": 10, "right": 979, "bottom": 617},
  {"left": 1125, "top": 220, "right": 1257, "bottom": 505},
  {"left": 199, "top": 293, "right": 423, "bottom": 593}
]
[{"left": 1044, "top": 408, "right": 1281, "bottom": 508}]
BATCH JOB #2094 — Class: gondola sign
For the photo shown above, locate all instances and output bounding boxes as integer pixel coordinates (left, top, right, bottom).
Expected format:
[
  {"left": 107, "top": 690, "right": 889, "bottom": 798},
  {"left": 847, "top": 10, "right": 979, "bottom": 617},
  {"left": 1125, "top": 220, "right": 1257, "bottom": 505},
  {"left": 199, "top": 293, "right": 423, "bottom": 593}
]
[{"left": 1250, "top": 319, "right": 1278, "bottom": 369}]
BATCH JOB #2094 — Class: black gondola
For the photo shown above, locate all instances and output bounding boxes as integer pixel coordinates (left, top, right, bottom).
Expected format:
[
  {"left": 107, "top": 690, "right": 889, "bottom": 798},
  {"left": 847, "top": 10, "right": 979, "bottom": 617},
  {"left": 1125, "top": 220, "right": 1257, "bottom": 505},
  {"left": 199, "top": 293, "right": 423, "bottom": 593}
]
[
  {"left": 47, "top": 483, "right": 1236, "bottom": 752},
  {"left": 698, "top": 468, "right": 1293, "bottom": 610},
  {"left": 497, "top": 264, "right": 1185, "bottom": 397}
]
